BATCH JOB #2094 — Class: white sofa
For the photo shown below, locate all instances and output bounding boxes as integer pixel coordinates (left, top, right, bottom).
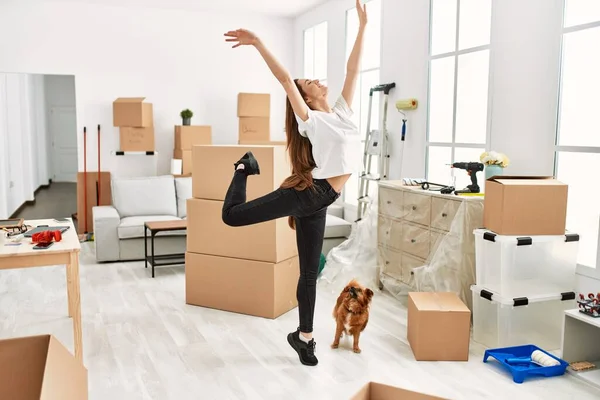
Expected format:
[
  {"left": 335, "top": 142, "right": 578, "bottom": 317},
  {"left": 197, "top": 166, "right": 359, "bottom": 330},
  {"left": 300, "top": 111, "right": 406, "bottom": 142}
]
[{"left": 93, "top": 175, "right": 352, "bottom": 262}]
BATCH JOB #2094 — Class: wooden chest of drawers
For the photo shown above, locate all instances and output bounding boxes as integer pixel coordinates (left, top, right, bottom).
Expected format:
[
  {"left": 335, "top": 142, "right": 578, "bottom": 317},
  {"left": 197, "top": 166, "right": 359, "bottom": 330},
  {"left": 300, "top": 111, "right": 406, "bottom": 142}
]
[{"left": 377, "top": 181, "right": 483, "bottom": 299}]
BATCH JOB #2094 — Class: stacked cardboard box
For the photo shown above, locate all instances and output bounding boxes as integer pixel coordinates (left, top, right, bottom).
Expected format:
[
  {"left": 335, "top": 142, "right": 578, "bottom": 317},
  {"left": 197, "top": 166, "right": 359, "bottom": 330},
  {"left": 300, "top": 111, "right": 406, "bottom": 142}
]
[
  {"left": 113, "top": 97, "right": 155, "bottom": 151},
  {"left": 237, "top": 93, "right": 271, "bottom": 144},
  {"left": 173, "top": 125, "right": 212, "bottom": 175},
  {"left": 186, "top": 144, "right": 299, "bottom": 319}
]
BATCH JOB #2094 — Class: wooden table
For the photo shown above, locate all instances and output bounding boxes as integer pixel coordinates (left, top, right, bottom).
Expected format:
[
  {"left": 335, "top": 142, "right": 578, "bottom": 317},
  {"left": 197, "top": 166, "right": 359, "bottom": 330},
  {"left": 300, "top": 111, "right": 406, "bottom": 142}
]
[
  {"left": 0, "top": 219, "right": 83, "bottom": 362},
  {"left": 144, "top": 220, "right": 187, "bottom": 278}
]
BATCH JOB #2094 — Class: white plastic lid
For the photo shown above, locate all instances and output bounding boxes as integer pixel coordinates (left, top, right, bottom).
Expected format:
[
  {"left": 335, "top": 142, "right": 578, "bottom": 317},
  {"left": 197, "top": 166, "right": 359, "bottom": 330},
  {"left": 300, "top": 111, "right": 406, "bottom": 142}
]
[
  {"left": 470, "top": 284, "right": 575, "bottom": 305},
  {"left": 473, "top": 229, "right": 579, "bottom": 243}
]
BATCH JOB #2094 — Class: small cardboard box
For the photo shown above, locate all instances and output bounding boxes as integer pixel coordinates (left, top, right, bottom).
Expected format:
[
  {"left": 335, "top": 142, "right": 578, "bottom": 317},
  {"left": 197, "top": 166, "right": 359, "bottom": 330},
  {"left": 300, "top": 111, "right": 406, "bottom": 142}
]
[
  {"left": 351, "top": 382, "right": 447, "bottom": 400},
  {"left": 192, "top": 145, "right": 290, "bottom": 201},
  {"left": 113, "top": 97, "right": 153, "bottom": 127},
  {"left": 119, "top": 126, "right": 155, "bottom": 151},
  {"left": 174, "top": 125, "right": 212, "bottom": 150},
  {"left": 239, "top": 117, "right": 270, "bottom": 143},
  {"left": 237, "top": 93, "right": 270, "bottom": 117},
  {"left": 173, "top": 149, "right": 193, "bottom": 175},
  {"left": 407, "top": 292, "right": 471, "bottom": 361},
  {"left": 187, "top": 198, "right": 297, "bottom": 263},
  {"left": 0, "top": 334, "right": 88, "bottom": 400},
  {"left": 484, "top": 176, "right": 568, "bottom": 235},
  {"left": 238, "top": 140, "right": 286, "bottom": 146},
  {"left": 185, "top": 252, "right": 299, "bottom": 319}
]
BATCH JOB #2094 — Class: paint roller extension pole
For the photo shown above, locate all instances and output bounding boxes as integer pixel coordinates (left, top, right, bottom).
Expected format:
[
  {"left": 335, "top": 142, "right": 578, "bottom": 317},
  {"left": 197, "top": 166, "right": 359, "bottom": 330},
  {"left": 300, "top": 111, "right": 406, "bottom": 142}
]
[
  {"left": 97, "top": 124, "right": 101, "bottom": 206},
  {"left": 83, "top": 126, "right": 88, "bottom": 233}
]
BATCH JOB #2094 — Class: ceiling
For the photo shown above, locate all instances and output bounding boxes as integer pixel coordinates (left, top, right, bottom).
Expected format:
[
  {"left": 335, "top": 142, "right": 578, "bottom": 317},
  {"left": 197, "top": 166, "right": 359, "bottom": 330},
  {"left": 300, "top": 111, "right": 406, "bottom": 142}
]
[{"left": 56, "top": 0, "right": 332, "bottom": 17}]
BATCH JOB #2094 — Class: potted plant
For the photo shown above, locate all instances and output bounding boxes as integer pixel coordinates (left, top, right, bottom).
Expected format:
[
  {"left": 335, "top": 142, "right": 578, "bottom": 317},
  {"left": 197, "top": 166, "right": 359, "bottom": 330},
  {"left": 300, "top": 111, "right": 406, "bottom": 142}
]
[
  {"left": 180, "top": 109, "right": 193, "bottom": 126},
  {"left": 480, "top": 151, "right": 510, "bottom": 180}
]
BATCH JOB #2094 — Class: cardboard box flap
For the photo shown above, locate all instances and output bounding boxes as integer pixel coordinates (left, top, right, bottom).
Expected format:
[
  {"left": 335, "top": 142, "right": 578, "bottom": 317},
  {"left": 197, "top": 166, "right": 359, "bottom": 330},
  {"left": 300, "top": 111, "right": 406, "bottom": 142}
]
[
  {"left": 488, "top": 176, "right": 564, "bottom": 185},
  {"left": 351, "top": 382, "right": 448, "bottom": 400},
  {"left": 410, "top": 292, "right": 470, "bottom": 313},
  {"left": 114, "top": 97, "right": 146, "bottom": 103},
  {"left": 0, "top": 335, "right": 50, "bottom": 399}
]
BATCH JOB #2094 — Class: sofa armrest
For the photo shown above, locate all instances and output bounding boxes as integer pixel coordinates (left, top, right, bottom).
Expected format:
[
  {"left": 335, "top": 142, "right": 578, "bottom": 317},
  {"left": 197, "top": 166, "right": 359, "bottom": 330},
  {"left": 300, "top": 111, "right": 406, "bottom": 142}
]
[{"left": 93, "top": 206, "right": 120, "bottom": 262}]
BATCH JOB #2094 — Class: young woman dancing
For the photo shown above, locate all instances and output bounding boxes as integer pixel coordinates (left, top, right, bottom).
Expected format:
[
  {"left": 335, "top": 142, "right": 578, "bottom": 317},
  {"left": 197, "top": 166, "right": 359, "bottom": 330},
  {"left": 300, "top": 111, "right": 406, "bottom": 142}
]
[{"left": 222, "top": 0, "right": 367, "bottom": 367}]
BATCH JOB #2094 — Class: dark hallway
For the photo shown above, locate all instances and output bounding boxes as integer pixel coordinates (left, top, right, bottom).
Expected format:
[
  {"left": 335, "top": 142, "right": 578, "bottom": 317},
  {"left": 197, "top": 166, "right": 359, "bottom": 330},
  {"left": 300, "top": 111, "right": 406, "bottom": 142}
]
[{"left": 13, "top": 182, "right": 77, "bottom": 221}]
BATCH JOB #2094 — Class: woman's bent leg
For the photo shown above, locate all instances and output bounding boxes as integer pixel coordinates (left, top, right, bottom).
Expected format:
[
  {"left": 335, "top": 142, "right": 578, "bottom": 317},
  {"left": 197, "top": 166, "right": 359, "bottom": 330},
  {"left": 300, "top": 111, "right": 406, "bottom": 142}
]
[{"left": 286, "top": 207, "right": 327, "bottom": 367}]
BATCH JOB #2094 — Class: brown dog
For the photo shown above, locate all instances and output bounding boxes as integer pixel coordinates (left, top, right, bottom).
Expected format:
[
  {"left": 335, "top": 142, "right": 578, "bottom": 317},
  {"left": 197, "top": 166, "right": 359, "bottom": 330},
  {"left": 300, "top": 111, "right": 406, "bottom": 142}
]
[{"left": 331, "top": 279, "right": 374, "bottom": 353}]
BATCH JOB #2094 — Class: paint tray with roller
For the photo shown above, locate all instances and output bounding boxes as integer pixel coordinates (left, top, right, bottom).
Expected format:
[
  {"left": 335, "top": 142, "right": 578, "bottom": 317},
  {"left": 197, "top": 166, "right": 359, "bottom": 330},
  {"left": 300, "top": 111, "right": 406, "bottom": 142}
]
[{"left": 483, "top": 344, "right": 568, "bottom": 383}]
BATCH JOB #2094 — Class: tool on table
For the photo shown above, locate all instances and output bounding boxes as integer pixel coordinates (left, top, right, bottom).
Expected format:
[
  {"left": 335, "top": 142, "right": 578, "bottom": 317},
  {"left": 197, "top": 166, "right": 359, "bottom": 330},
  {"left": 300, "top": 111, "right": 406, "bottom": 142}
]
[
  {"left": 420, "top": 182, "right": 455, "bottom": 194},
  {"left": 577, "top": 293, "right": 600, "bottom": 317},
  {"left": 31, "top": 230, "right": 63, "bottom": 244},
  {"left": 505, "top": 350, "right": 561, "bottom": 367},
  {"left": 357, "top": 82, "right": 396, "bottom": 221},
  {"left": 448, "top": 162, "right": 484, "bottom": 194}
]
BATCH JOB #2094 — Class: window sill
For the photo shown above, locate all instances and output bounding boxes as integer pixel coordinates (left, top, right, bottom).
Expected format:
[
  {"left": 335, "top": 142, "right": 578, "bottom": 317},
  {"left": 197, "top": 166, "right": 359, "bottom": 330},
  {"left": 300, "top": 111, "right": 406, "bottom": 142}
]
[{"left": 576, "top": 264, "right": 600, "bottom": 280}]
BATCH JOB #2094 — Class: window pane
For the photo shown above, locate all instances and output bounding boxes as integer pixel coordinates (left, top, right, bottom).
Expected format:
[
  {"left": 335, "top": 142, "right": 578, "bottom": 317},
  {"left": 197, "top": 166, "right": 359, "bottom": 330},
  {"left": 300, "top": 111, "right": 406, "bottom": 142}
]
[
  {"left": 564, "top": 0, "right": 600, "bottom": 28},
  {"left": 431, "top": 0, "right": 457, "bottom": 55},
  {"left": 428, "top": 56, "right": 455, "bottom": 143},
  {"left": 455, "top": 50, "right": 489, "bottom": 144},
  {"left": 556, "top": 151, "right": 600, "bottom": 268},
  {"left": 360, "top": 69, "right": 381, "bottom": 134},
  {"left": 458, "top": 0, "right": 492, "bottom": 50},
  {"left": 453, "top": 147, "right": 486, "bottom": 192},
  {"left": 558, "top": 27, "right": 600, "bottom": 147},
  {"left": 304, "top": 28, "right": 314, "bottom": 78},
  {"left": 314, "top": 22, "right": 328, "bottom": 79},
  {"left": 361, "top": 0, "right": 381, "bottom": 70},
  {"left": 427, "top": 146, "right": 452, "bottom": 186}
]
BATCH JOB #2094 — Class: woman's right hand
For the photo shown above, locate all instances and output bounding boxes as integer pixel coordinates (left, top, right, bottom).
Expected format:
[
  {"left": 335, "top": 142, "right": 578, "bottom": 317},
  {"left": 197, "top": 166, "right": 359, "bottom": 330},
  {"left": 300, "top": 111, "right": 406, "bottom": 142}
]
[{"left": 224, "top": 29, "right": 259, "bottom": 48}]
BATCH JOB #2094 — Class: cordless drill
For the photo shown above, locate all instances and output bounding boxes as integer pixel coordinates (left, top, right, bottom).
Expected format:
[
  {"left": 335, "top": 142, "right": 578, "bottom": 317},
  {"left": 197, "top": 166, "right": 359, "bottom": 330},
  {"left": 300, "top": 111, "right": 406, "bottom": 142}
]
[{"left": 450, "top": 162, "right": 484, "bottom": 194}]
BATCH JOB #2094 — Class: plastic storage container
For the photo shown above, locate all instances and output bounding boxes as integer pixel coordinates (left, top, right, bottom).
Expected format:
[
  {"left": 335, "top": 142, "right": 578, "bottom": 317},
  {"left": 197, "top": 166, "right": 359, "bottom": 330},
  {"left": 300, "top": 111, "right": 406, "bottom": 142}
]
[
  {"left": 471, "top": 285, "right": 576, "bottom": 351},
  {"left": 473, "top": 229, "right": 579, "bottom": 298}
]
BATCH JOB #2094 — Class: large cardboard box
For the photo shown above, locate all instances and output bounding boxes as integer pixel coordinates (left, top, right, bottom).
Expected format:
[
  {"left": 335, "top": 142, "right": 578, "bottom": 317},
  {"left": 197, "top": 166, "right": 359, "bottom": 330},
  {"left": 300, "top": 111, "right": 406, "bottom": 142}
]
[
  {"left": 187, "top": 198, "right": 297, "bottom": 263},
  {"left": 185, "top": 252, "right": 299, "bottom": 319},
  {"left": 119, "top": 126, "right": 155, "bottom": 151},
  {"left": 237, "top": 93, "right": 270, "bottom": 117},
  {"left": 173, "top": 149, "right": 193, "bottom": 175},
  {"left": 483, "top": 176, "right": 568, "bottom": 235},
  {"left": 351, "top": 382, "right": 447, "bottom": 400},
  {"left": 77, "top": 171, "right": 112, "bottom": 233},
  {"left": 113, "top": 97, "right": 153, "bottom": 127},
  {"left": 407, "top": 292, "right": 471, "bottom": 361},
  {"left": 174, "top": 125, "right": 212, "bottom": 150},
  {"left": 192, "top": 145, "right": 290, "bottom": 201},
  {"left": 239, "top": 117, "right": 270, "bottom": 143},
  {"left": 0, "top": 334, "right": 88, "bottom": 400}
]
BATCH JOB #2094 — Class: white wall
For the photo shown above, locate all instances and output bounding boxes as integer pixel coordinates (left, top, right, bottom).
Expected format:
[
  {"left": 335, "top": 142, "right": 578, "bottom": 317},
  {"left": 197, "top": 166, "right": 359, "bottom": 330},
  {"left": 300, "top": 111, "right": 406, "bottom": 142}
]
[
  {"left": 0, "top": 73, "right": 50, "bottom": 218},
  {"left": 0, "top": 0, "right": 294, "bottom": 176}
]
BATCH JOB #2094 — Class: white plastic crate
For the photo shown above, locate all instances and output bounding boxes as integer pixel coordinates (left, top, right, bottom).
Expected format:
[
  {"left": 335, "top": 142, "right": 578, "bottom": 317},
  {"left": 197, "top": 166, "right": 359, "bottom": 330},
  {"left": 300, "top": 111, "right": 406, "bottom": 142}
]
[
  {"left": 471, "top": 285, "right": 576, "bottom": 351},
  {"left": 474, "top": 229, "right": 579, "bottom": 298}
]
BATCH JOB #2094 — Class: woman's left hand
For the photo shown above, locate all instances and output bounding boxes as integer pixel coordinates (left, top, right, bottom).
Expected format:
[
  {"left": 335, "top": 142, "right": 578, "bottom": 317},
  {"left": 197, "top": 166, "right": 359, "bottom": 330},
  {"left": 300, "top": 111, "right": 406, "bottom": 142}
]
[{"left": 356, "top": 0, "right": 367, "bottom": 27}]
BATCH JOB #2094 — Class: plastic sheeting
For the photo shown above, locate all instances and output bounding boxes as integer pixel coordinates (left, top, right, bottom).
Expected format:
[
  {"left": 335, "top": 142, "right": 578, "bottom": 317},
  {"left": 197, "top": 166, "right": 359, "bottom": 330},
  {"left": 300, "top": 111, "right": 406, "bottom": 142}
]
[{"left": 318, "top": 184, "right": 484, "bottom": 311}]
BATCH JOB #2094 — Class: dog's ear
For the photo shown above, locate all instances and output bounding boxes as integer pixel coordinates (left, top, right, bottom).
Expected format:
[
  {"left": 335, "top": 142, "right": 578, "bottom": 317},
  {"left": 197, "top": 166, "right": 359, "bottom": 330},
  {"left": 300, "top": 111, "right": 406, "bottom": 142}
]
[
  {"left": 343, "top": 285, "right": 350, "bottom": 292},
  {"left": 365, "top": 288, "right": 374, "bottom": 301}
]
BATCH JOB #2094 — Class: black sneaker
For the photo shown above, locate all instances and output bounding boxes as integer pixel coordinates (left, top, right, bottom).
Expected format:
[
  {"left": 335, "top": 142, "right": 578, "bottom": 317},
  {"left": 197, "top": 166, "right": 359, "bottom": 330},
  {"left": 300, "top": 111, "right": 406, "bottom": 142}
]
[
  {"left": 287, "top": 328, "right": 318, "bottom": 366},
  {"left": 234, "top": 151, "right": 260, "bottom": 175}
]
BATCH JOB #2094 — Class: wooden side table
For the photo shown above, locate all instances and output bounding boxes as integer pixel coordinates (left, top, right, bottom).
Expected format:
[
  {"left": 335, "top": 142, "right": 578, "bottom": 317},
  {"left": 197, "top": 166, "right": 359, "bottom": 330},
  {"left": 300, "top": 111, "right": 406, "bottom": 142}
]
[
  {"left": 561, "top": 308, "right": 600, "bottom": 390},
  {"left": 144, "top": 220, "right": 187, "bottom": 278}
]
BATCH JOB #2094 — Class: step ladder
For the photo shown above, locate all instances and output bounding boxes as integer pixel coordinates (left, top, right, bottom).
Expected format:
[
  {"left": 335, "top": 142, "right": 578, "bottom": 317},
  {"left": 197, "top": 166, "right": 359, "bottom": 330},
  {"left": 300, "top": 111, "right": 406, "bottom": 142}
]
[{"left": 356, "top": 82, "right": 396, "bottom": 222}]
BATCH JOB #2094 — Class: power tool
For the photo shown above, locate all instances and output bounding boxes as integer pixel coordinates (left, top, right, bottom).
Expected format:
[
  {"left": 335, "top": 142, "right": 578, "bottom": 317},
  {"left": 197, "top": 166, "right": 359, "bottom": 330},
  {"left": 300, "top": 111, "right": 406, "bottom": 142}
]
[{"left": 449, "top": 162, "right": 484, "bottom": 194}]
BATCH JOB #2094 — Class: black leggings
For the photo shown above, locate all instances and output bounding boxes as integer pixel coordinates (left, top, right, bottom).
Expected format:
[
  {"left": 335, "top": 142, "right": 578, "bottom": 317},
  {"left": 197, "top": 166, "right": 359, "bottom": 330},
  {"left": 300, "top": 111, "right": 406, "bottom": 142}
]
[{"left": 222, "top": 170, "right": 340, "bottom": 333}]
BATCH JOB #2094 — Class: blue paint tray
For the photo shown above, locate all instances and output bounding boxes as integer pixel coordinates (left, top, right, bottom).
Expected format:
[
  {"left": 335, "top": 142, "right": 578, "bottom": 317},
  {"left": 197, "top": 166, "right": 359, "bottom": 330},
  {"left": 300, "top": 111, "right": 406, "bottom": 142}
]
[{"left": 483, "top": 344, "right": 568, "bottom": 383}]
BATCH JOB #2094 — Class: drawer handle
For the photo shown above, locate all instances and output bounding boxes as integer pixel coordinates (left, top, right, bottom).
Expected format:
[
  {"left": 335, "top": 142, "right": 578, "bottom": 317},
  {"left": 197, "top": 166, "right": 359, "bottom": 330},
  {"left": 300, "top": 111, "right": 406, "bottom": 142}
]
[
  {"left": 411, "top": 239, "right": 416, "bottom": 243},
  {"left": 387, "top": 201, "right": 391, "bottom": 204},
  {"left": 442, "top": 213, "right": 448, "bottom": 218},
  {"left": 386, "top": 231, "right": 389, "bottom": 234},
  {"left": 386, "top": 261, "right": 390, "bottom": 265},
  {"left": 412, "top": 206, "right": 417, "bottom": 211}
]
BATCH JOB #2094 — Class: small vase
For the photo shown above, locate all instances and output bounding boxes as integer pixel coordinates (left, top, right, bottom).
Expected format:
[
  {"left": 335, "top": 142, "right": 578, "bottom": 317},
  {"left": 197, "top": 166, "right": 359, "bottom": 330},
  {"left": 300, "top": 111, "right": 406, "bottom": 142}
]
[
  {"left": 182, "top": 118, "right": 191, "bottom": 126},
  {"left": 485, "top": 164, "right": 504, "bottom": 180}
]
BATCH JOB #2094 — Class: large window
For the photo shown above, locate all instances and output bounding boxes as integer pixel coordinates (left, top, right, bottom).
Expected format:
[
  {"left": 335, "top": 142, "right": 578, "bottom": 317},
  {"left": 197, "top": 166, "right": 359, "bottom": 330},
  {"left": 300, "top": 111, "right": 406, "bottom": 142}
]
[
  {"left": 343, "top": 0, "right": 382, "bottom": 206},
  {"left": 555, "top": 0, "right": 600, "bottom": 273},
  {"left": 426, "top": 0, "right": 492, "bottom": 191},
  {"left": 303, "top": 22, "right": 328, "bottom": 85}
]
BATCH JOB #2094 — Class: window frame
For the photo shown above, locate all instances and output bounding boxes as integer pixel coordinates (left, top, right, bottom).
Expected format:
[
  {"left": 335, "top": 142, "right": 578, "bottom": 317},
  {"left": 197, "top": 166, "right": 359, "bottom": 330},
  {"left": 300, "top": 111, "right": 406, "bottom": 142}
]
[
  {"left": 554, "top": 11, "right": 600, "bottom": 278},
  {"left": 425, "top": 0, "right": 494, "bottom": 181},
  {"left": 302, "top": 21, "right": 329, "bottom": 82},
  {"left": 342, "top": 0, "right": 383, "bottom": 208}
]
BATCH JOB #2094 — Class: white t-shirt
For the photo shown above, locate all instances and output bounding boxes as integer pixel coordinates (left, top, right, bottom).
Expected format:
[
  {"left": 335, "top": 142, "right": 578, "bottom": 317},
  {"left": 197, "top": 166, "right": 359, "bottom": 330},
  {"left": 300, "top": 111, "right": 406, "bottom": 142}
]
[{"left": 295, "top": 95, "right": 363, "bottom": 180}]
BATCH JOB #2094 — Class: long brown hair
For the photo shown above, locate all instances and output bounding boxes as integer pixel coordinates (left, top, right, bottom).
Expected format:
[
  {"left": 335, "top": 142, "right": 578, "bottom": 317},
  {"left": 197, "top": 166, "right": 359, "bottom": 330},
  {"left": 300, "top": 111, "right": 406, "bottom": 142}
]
[{"left": 280, "top": 79, "right": 317, "bottom": 230}]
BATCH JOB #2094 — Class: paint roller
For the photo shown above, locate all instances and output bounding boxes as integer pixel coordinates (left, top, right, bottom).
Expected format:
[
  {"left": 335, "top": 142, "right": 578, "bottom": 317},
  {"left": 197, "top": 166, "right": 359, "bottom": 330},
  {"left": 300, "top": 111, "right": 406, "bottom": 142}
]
[
  {"left": 505, "top": 350, "right": 561, "bottom": 367},
  {"left": 395, "top": 99, "right": 417, "bottom": 141}
]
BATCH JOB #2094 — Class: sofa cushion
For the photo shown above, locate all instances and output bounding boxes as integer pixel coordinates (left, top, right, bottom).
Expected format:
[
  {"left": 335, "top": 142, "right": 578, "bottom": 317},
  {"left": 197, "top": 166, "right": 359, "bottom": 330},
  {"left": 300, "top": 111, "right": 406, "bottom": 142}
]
[
  {"left": 112, "top": 175, "right": 177, "bottom": 218},
  {"left": 175, "top": 177, "right": 192, "bottom": 218},
  {"left": 118, "top": 215, "right": 185, "bottom": 239},
  {"left": 325, "top": 214, "right": 352, "bottom": 239}
]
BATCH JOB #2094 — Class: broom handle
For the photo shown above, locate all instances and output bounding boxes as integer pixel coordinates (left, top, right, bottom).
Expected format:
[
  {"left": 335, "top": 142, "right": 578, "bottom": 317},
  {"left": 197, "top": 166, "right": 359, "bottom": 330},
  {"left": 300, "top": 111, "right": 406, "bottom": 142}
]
[
  {"left": 97, "top": 124, "right": 101, "bottom": 205},
  {"left": 83, "top": 126, "right": 88, "bottom": 233}
]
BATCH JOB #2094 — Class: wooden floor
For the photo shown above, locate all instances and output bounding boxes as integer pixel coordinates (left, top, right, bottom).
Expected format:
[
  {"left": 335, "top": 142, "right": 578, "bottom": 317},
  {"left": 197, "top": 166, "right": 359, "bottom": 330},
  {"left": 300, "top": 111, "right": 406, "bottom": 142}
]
[{"left": 0, "top": 243, "right": 599, "bottom": 400}]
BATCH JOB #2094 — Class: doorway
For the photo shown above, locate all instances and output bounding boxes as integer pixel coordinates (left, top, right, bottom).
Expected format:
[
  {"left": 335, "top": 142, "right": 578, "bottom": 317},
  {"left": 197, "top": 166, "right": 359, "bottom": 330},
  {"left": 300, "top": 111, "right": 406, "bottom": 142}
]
[{"left": 49, "top": 106, "right": 78, "bottom": 182}]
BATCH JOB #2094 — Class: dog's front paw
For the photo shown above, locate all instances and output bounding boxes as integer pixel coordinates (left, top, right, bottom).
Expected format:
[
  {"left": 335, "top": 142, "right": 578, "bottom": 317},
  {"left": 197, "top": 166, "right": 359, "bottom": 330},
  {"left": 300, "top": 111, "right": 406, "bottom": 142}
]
[
  {"left": 331, "top": 342, "right": 339, "bottom": 349},
  {"left": 353, "top": 347, "right": 361, "bottom": 354}
]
